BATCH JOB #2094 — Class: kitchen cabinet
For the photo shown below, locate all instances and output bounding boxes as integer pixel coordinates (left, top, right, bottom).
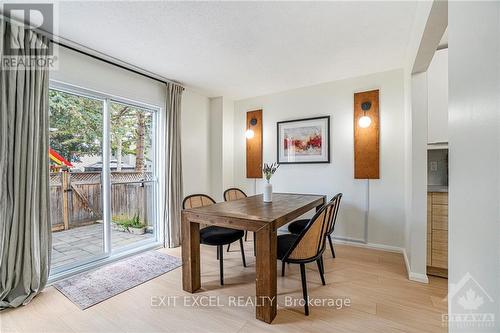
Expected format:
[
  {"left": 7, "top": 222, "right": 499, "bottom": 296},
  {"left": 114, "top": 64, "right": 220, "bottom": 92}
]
[
  {"left": 427, "top": 48, "right": 448, "bottom": 144},
  {"left": 427, "top": 191, "right": 448, "bottom": 278}
]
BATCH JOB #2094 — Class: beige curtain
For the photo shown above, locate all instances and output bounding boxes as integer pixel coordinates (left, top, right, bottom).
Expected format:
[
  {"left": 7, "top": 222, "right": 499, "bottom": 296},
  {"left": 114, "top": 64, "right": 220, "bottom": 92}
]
[
  {"left": 164, "top": 82, "right": 184, "bottom": 247},
  {"left": 0, "top": 19, "right": 51, "bottom": 309}
]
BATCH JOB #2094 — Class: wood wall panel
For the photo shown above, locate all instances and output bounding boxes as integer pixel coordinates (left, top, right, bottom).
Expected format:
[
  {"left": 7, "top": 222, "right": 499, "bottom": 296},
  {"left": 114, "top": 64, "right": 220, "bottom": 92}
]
[
  {"left": 246, "top": 109, "right": 263, "bottom": 178},
  {"left": 354, "top": 90, "right": 380, "bottom": 179}
]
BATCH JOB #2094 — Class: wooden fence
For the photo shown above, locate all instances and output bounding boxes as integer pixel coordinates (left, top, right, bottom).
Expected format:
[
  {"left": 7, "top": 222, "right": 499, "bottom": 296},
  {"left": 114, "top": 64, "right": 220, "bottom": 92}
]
[{"left": 49, "top": 171, "right": 154, "bottom": 232}]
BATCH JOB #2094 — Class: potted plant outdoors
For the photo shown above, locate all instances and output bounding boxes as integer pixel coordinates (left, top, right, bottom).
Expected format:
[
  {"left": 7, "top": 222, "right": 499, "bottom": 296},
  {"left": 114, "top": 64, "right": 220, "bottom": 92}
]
[
  {"left": 112, "top": 215, "right": 128, "bottom": 232},
  {"left": 262, "top": 162, "right": 279, "bottom": 203},
  {"left": 127, "top": 214, "right": 146, "bottom": 235}
]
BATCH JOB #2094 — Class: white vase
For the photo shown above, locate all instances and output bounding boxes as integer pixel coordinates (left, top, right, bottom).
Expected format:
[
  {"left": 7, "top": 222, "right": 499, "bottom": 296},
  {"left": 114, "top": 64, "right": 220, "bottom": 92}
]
[{"left": 263, "top": 182, "right": 273, "bottom": 202}]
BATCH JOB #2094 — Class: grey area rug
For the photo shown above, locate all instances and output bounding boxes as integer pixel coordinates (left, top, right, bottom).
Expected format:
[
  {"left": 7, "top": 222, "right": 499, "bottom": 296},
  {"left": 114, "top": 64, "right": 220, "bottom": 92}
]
[{"left": 53, "top": 251, "right": 181, "bottom": 309}]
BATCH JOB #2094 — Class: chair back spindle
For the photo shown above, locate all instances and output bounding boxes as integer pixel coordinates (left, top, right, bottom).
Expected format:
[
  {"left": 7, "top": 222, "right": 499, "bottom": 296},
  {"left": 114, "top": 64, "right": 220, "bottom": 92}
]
[
  {"left": 326, "top": 193, "right": 343, "bottom": 236},
  {"left": 223, "top": 188, "right": 247, "bottom": 202},
  {"left": 285, "top": 200, "right": 336, "bottom": 261},
  {"left": 182, "top": 194, "right": 216, "bottom": 209},
  {"left": 182, "top": 194, "right": 217, "bottom": 229}
]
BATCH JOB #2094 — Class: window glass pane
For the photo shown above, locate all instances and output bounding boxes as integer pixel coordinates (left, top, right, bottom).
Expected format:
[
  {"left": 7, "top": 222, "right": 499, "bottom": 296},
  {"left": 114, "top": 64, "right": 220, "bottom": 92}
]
[
  {"left": 109, "top": 101, "right": 156, "bottom": 249},
  {"left": 49, "top": 89, "right": 105, "bottom": 269}
]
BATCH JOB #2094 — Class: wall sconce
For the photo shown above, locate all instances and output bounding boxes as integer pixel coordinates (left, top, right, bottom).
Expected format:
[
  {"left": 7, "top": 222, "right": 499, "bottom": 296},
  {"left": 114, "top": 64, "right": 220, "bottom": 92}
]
[
  {"left": 246, "top": 110, "right": 263, "bottom": 178},
  {"left": 354, "top": 90, "right": 379, "bottom": 179},
  {"left": 358, "top": 101, "right": 372, "bottom": 128},
  {"left": 245, "top": 118, "right": 258, "bottom": 139}
]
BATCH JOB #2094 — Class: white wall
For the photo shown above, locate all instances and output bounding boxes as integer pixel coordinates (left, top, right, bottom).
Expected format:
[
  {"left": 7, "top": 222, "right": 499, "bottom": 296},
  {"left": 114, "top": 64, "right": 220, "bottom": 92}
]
[
  {"left": 182, "top": 89, "right": 211, "bottom": 197},
  {"left": 206, "top": 96, "right": 235, "bottom": 201},
  {"left": 222, "top": 98, "right": 235, "bottom": 191},
  {"left": 209, "top": 97, "right": 224, "bottom": 201},
  {"left": 409, "top": 72, "right": 428, "bottom": 281},
  {"left": 449, "top": 2, "right": 500, "bottom": 330},
  {"left": 402, "top": 0, "right": 434, "bottom": 279},
  {"left": 233, "top": 69, "right": 406, "bottom": 247},
  {"left": 427, "top": 49, "right": 448, "bottom": 144},
  {"left": 403, "top": 69, "right": 413, "bottom": 267}
]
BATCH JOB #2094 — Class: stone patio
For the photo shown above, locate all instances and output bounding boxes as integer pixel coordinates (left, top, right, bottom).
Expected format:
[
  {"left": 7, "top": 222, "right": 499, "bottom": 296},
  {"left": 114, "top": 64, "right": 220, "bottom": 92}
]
[{"left": 51, "top": 223, "right": 153, "bottom": 268}]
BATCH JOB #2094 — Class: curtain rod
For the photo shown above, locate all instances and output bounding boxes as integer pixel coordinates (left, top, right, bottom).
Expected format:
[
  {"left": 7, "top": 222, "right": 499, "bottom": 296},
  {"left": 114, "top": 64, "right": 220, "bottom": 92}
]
[
  {"left": 51, "top": 40, "right": 179, "bottom": 87},
  {"left": 1, "top": 13, "right": 182, "bottom": 87}
]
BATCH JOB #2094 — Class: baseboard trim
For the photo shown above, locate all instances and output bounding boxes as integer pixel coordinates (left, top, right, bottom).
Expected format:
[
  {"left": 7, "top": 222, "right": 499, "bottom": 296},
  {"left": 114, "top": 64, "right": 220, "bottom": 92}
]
[
  {"left": 408, "top": 271, "right": 429, "bottom": 283},
  {"left": 334, "top": 237, "right": 429, "bottom": 284},
  {"left": 402, "top": 249, "right": 429, "bottom": 283},
  {"left": 333, "top": 237, "right": 403, "bottom": 253}
]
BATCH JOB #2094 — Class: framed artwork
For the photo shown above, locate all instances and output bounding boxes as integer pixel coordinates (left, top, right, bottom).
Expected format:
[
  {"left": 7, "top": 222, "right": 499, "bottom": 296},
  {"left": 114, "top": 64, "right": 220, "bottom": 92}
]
[{"left": 277, "top": 116, "right": 330, "bottom": 164}]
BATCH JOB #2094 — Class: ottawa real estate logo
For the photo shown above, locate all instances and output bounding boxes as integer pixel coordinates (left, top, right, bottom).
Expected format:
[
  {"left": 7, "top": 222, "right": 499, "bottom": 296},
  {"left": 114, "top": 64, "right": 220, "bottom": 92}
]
[{"left": 444, "top": 272, "right": 495, "bottom": 329}]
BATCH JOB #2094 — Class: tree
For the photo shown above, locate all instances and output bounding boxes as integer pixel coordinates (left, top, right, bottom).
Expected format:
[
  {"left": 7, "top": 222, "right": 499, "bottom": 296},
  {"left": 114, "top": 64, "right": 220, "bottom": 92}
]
[
  {"left": 110, "top": 102, "right": 151, "bottom": 171},
  {"left": 49, "top": 90, "right": 153, "bottom": 171},
  {"left": 110, "top": 105, "right": 130, "bottom": 171},
  {"left": 135, "top": 111, "right": 146, "bottom": 171},
  {"left": 49, "top": 90, "right": 102, "bottom": 161}
]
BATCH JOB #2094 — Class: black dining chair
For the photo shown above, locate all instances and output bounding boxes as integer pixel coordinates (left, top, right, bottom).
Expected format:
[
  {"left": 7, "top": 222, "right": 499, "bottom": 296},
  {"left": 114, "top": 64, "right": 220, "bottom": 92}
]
[
  {"left": 287, "top": 193, "right": 342, "bottom": 258},
  {"left": 277, "top": 198, "right": 337, "bottom": 316},
  {"left": 223, "top": 188, "right": 254, "bottom": 253},
  {"left": 182, "top": 194, "right": 246, "bottom": 285}
]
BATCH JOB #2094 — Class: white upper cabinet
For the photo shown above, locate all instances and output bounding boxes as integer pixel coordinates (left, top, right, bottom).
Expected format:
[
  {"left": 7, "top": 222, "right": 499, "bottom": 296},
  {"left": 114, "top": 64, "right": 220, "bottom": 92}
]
[{"left": 427, "top": 48, "right": 448, "bottom": 144}]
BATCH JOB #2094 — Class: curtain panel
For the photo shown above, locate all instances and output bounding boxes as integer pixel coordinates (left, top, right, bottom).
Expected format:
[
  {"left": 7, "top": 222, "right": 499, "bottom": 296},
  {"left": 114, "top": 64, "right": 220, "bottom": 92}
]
[
  {"left": 163, "top": 82, "right": 184, "bottom": 248},
  {"left": 0, "top": 19, "right": 51, "bottom": 309}
]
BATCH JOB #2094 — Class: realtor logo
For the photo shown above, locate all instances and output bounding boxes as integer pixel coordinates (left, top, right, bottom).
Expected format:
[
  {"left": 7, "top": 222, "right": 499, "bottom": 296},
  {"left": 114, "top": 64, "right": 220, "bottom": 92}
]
[
  {"left": 443, "top": 272, "right": 495, "bottom": 329},
  {"left": 2, "top": 3, "right": 54, "bottom": 55},
  {"left": 458, "top": 288, "right": 488, "bottom": 311},
  {"left": 1, "top": 3, "right": 57, "bottom": 69}
]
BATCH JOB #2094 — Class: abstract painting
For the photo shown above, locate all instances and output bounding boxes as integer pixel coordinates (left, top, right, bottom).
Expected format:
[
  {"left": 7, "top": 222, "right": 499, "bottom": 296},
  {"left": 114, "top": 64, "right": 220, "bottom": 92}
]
[{"left": 277, "top": 116, "right": 330, "bottom": 164}]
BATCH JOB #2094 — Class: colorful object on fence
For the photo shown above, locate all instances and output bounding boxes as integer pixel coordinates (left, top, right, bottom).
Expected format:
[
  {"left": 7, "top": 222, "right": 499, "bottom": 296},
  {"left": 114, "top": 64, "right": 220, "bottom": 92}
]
[{"left": 49, "top": 148, "right": 73, "bottom": 167}]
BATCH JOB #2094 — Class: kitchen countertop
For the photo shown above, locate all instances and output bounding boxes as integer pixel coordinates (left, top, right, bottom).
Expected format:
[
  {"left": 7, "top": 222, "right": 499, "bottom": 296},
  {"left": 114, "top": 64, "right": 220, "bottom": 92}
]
[{"left": 428, "top": 185, "right": 448, "bottom": 193}]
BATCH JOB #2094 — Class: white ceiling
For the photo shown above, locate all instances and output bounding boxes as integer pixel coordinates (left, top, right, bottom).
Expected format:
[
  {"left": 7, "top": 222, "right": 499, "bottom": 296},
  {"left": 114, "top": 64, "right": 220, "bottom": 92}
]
[{"left": 56, "top": 1, "right": 419, "bottom": 100}]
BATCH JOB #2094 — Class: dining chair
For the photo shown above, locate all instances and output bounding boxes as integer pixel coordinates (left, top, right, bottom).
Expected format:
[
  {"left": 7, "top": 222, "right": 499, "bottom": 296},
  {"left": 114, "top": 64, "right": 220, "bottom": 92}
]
[
  {"left": 182, "top": 194, "right": 246, "bottom": 285},
  {"left": 277, "top": 199, "right": 337, "bottom": 316},
  {"left": 223, "top": 187, "right": 247, "bottom": 202},
  {"left": 287, "top": 193, "right": 343, "bottom": 258},
  {"left": 223, "top": 188, "right": 254, "bottom": 254}
]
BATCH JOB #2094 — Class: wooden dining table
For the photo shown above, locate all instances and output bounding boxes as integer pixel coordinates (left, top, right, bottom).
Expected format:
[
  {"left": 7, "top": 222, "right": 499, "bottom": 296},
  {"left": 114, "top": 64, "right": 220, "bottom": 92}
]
[{"left": 181, "top": 193, "right": 326, "bottom": 324}]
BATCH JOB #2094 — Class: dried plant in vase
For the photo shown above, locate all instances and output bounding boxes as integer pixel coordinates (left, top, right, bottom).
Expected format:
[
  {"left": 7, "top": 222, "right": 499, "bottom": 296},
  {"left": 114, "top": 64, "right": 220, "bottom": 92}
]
[{"left": 262, "top": 162, "right": 279, "bottom": 202}]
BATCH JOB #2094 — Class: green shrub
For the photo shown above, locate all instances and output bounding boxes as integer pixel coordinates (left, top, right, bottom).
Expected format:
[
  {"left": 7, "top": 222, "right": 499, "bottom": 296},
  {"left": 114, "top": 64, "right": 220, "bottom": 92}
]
[
  {"left": 129, "top": 214, "right": 145, "bottom": 228},
  {"left": 112, "top": 213, "right": 145, "bottom": 229}
]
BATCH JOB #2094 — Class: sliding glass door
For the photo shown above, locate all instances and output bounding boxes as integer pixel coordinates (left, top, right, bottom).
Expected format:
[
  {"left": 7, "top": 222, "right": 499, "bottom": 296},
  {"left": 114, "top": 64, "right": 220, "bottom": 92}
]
[
  {"left": 109, "top": 101, "right": 157, "bottom": 251},
  {"left": 49, "top": 89, "right": 106, "bottom": 270},
  {"left": 48, "top": 83, "right": 160, "bottom": 277}
]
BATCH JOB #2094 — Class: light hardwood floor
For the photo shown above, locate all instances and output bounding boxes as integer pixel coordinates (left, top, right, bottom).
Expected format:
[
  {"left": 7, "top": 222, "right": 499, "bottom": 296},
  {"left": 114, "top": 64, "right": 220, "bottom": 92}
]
[{"left": 0, "top": 243, "right": 448, "bottom": 333}]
